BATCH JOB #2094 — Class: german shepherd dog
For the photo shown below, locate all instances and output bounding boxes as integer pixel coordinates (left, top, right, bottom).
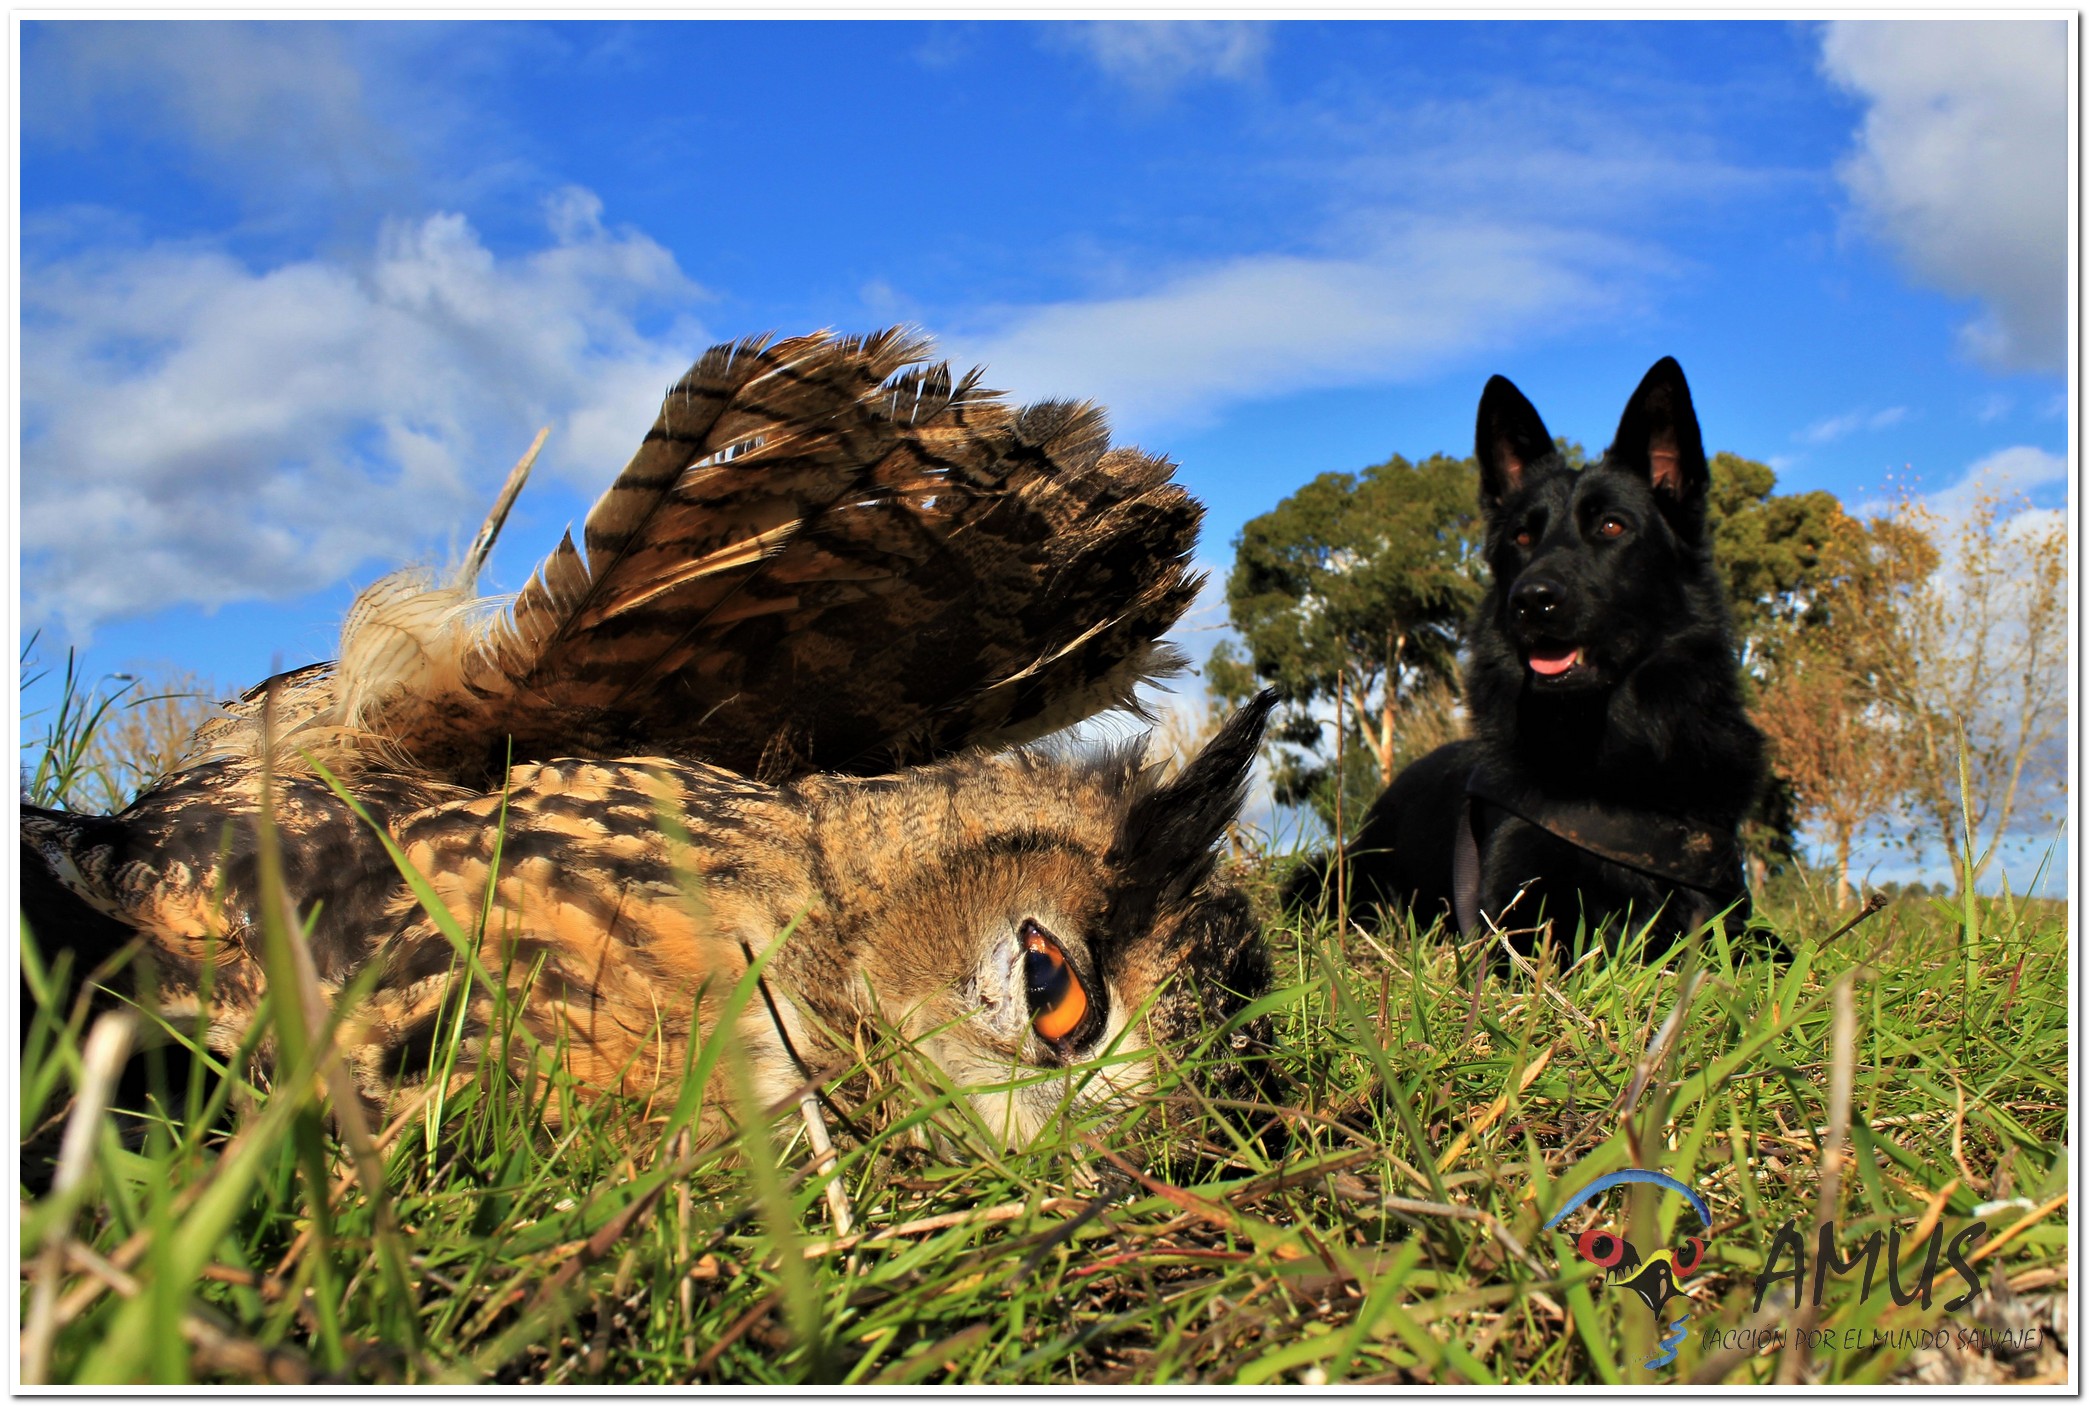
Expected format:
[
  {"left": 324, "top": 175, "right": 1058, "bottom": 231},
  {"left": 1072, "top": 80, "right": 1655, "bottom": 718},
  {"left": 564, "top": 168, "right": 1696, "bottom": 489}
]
[{"left": 1305, "top": 358, "right": 1765, "bottom": 956}]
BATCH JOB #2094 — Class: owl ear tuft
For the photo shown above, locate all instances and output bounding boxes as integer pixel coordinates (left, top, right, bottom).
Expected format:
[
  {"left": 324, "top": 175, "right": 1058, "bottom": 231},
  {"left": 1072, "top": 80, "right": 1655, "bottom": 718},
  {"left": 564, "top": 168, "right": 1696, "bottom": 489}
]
[{"left": 1110, "top": 691, "right": 1274, "bottom": 915}]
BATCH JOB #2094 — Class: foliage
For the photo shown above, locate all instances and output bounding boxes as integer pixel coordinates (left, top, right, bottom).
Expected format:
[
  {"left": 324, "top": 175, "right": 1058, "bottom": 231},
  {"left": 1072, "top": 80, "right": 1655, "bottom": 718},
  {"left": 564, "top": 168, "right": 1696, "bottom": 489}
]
[
  {"left": 75, "top": 668, "right": 220, "bottom": 811},
  {"left": 1746, "top": 508, "right": 1932, "bottom": 907},
  {"left": 1215, "top": 452, "right": 1482, "bottom": 834},
  {"left": 1746, "top": 481, "right": 2065, "bottom": 897},
  {"left": 1753, "top": 645, "right": 1913, "bottom": 909},
  {"left": 21, "top": 849, "right": 2068, "bottom": 1385},
  {"left": 21, "top": 638, "right": 132, "bottom": 810},
  {"left": 21, "top": 638, "right": 220, "bottom": 813},
  {"left": 1702, "top": 453, "right": 1865, "bottom": 673},
  {"left": 1852, "top": 487, "right": 2068, "bottom": 894},
  {"left": 1697, "top": 453, "right": 1876, "bottom": 875}
]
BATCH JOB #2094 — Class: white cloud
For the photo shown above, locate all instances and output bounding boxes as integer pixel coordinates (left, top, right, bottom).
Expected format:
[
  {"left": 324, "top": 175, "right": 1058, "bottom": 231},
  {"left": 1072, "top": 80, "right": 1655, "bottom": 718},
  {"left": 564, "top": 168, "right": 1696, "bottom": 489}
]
[
  {"left": 951, "top": 221, "right": 1640, "bottom": 433},
  {"left": 1050, "top": 21, "right": 1269, "bottom": 92},
  {"left": 1920, "top": 445, "right": 2069, "bottom": 523},
  {"left": 1819, "top": 20, "right": 2068, "bottom": 372},
  {"left": 1849, "top": 443, "right": 2068, "bottom": 528},
  {"left": 1798, "top": 404, "right": 1907, "bottom": 444},
  {"left": 25, "top": 22, "right": 423, "bottom": 215},
  {"left": 22, "top": 188, "right": 706, "bottom": 638}
]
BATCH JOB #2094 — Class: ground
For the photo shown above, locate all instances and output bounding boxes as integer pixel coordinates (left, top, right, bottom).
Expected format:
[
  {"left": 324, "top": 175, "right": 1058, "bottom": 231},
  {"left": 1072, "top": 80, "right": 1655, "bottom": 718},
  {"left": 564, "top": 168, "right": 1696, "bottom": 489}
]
[{"left": 19, "top": 842, "right": 2070, "bottom": 1386}]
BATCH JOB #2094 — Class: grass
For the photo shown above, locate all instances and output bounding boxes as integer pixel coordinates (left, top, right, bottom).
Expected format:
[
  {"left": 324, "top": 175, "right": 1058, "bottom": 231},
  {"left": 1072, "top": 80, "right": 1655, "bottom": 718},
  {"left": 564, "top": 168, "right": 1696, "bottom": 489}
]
[{"left": 17, "top": 683, "right": 2072, "bottom": 1385}]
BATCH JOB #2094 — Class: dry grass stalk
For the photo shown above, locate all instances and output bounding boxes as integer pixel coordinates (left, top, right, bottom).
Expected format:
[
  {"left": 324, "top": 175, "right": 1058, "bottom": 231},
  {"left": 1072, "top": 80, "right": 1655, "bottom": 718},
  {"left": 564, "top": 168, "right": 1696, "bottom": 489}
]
[
  {"left": 1774, "top": 971, "right": 1857, "bottom": 1384},
  {"left": 76, "top": 669, "right": 221, "bottom": 810},
  {"left": 23, "top": 1011, "right": 136, "bottom": 1384}
]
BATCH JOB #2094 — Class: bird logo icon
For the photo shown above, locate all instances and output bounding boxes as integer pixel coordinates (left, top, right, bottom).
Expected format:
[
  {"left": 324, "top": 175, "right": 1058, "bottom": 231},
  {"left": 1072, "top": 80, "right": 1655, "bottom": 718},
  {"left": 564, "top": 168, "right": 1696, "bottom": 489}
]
[{"left": 1545, "top": 1168, "right": 1712, "bottom": 1369}]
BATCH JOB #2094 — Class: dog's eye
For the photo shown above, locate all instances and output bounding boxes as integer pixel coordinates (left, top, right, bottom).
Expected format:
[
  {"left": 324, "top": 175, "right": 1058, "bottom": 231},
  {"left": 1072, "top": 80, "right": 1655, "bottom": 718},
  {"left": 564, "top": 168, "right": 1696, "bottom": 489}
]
[
  {"left": 1512, "top": 528, "right": 1534, "bottom": 549},
  {"left": 1021, "top": 920, "right": 1089, "bottom": 1041},
  {"left": 1597, "top": 515, "right": 1628, "bottom": 540}
]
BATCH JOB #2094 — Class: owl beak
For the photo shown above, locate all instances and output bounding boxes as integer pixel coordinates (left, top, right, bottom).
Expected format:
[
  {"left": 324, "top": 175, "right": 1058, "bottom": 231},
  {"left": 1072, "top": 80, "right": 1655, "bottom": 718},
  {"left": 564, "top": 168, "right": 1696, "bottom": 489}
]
[{"left": 1616, "top": 1249, "right": 1683, "bottom": 1315}]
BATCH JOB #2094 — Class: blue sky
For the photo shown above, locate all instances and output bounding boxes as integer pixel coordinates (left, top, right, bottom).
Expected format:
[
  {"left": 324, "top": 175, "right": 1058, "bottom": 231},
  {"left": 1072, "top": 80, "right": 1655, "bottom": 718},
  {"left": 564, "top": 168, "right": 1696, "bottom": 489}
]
[{"left": 16, "top": 18, "right": 2073, "bottom": 888}]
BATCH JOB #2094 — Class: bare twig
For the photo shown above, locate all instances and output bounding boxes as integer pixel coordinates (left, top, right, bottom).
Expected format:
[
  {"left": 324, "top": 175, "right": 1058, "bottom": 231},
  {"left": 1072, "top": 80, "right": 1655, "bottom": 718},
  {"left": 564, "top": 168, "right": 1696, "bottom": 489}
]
[
  {"left": 694, "top": 1288, "right": 782, "bottom": 1376},
  {"left": 1078, "top": 1133, "right": 1239, "bottom": 1230},
  {"left": 797, "top": 1089, "right": 853, "bottom": 1240},
  {"left": 521, "top": 1176, "right": 675, "bottom": 1319},
  {"left": 1966, "top": 1192, "right": 2071, "bottom": 1267},
  {"left": 1818, "top": 890, "right": 1889, "bottom": 947}
]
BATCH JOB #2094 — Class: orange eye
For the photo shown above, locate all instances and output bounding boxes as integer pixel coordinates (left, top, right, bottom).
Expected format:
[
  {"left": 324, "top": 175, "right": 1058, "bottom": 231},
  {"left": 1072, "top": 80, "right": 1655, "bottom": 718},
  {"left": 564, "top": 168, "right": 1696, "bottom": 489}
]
[
  {"left": 1597, "top": 516, "right": 1627, "bottom": 539},
  {"left": 1022, "top": 922, "right": 1089, "bottom": 1042},
  {"left": 1513, "top": 528, "right": 1534, "bottom": 549}
]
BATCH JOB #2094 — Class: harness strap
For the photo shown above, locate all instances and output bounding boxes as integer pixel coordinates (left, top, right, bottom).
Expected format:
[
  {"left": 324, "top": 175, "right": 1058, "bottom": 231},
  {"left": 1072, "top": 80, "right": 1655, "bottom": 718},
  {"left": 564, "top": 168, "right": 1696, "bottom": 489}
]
[{"left": 1454, "top": 766, "right": 1744, "bottom": 935}]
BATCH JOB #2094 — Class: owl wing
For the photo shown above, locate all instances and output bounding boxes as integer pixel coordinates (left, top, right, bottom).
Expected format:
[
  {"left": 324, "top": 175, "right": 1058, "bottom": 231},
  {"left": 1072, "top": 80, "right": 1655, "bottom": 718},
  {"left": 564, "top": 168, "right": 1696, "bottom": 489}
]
[{"left": 291, "top": 327, "right": 1200, "bottom": 784}]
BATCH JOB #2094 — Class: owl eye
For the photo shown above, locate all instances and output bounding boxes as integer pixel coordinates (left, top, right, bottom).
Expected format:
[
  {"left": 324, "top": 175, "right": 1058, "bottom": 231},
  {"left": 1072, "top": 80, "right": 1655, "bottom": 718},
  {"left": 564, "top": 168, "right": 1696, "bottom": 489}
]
[
  {"left": 1576, "top": 1227, "right": 1627, "bottom": 1269},
  {"left": 1021, "top": 920, "right": 1089, "bottom": 1042},
  {"left": 1673, "top": 1235, "right": 1705, "bottom": 1276}
]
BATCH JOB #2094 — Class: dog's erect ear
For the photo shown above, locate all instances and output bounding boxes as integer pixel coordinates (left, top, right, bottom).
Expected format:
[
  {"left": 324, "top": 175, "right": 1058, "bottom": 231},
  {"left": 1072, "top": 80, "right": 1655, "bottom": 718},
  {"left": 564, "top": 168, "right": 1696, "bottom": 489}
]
[
  {"left": 1109, "top": 691, "right": 1274, "bottom": 919},
  {"left": 1609, "top": 358, "right": 1709, "bottom": 536},
  {"left": 1475, "top": 375, "right": 1556, "bottom": 509}
]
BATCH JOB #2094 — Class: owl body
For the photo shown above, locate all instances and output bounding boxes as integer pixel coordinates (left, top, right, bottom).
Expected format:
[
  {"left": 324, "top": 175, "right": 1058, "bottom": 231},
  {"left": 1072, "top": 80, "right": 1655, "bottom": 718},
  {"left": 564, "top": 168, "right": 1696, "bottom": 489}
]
[
  {"left": 24, "top": 328, "right": 1274, "bottom": 1149},
  {"left": 30, "top": 710, "right": 1270, "bottom": 1145}
]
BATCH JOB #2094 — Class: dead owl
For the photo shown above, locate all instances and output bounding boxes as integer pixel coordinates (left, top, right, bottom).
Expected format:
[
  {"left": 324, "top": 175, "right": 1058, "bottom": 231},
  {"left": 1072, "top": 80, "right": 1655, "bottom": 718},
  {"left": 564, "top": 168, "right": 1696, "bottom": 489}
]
[{"left": 22, "top": 328, "right": 1276, "bottom": 1148}]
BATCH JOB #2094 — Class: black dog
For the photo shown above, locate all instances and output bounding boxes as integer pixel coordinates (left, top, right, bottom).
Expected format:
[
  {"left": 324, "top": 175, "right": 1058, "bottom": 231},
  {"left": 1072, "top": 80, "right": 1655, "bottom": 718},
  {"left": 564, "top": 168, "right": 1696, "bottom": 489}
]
[{"left": 1302, "top": 358, "right": 1765, "bottom": 955}]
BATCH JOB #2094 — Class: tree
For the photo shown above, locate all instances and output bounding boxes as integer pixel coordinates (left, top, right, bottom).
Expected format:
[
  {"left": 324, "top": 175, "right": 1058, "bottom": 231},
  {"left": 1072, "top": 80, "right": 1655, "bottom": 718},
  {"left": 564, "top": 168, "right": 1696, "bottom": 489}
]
[
  {"left": 1705, "top": 452, "right": 1895, "bottom": 881},
  {"left": 1214, "top": 452, "right": 1481, "bottom": 834},
  {"left": 1856, "top": 486, "right": 2067, "bottom": 894},
  {"left": 1705, "top": 451, "right": 1862, "bottom": 673},
  {"left": 1753, "top": 632, "right": 1915, "bottom": 908}
]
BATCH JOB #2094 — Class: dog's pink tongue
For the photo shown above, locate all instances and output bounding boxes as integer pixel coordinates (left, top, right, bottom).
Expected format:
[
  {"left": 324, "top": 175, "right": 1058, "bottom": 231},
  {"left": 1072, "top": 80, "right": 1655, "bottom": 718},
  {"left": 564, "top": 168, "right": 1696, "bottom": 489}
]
[{"left": 1528, "top": 647, "right": 1580, "bottom": 677}]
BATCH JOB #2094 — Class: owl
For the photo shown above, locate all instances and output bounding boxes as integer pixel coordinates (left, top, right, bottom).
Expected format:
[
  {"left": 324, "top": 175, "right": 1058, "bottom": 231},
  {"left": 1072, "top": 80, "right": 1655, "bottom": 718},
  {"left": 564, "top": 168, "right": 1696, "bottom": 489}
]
[{"left": 22, "top": 329, "right": 1276, "bottom": 1149}]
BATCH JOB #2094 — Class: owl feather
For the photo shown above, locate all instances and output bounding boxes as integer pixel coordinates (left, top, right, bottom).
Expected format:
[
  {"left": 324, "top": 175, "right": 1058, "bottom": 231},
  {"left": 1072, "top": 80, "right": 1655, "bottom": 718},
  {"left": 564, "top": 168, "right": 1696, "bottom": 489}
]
[
  {"left": 195, "top": 328, "right": 1201, "bottom": 787},
  {"left": 22, "top": 328, "right": 1270, "bottom": 1153}
]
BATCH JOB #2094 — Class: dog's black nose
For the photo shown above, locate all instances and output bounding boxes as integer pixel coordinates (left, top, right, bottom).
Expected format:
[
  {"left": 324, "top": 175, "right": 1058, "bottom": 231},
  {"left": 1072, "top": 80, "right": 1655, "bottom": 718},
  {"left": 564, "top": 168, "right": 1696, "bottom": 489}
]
[{"left": 1512, "top": 577, "right": 1561, "bottom": 623}]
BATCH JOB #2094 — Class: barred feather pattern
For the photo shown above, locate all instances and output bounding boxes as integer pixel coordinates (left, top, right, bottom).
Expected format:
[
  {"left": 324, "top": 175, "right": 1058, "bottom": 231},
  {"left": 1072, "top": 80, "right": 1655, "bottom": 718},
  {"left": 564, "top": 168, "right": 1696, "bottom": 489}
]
[
  {"left": 23, "top": 701, "right": 1281, "bottom": 1143},
  {"left": 202, "top": 328, "right": 1200, "bottom": 787}
]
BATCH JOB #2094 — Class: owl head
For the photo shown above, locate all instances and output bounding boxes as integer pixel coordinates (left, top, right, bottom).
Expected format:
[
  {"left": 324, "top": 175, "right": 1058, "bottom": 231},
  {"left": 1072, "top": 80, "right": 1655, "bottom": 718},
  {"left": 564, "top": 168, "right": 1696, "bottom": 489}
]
[{"left": 779, "top": 693, "right": 1279, "bottom": 1148}]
